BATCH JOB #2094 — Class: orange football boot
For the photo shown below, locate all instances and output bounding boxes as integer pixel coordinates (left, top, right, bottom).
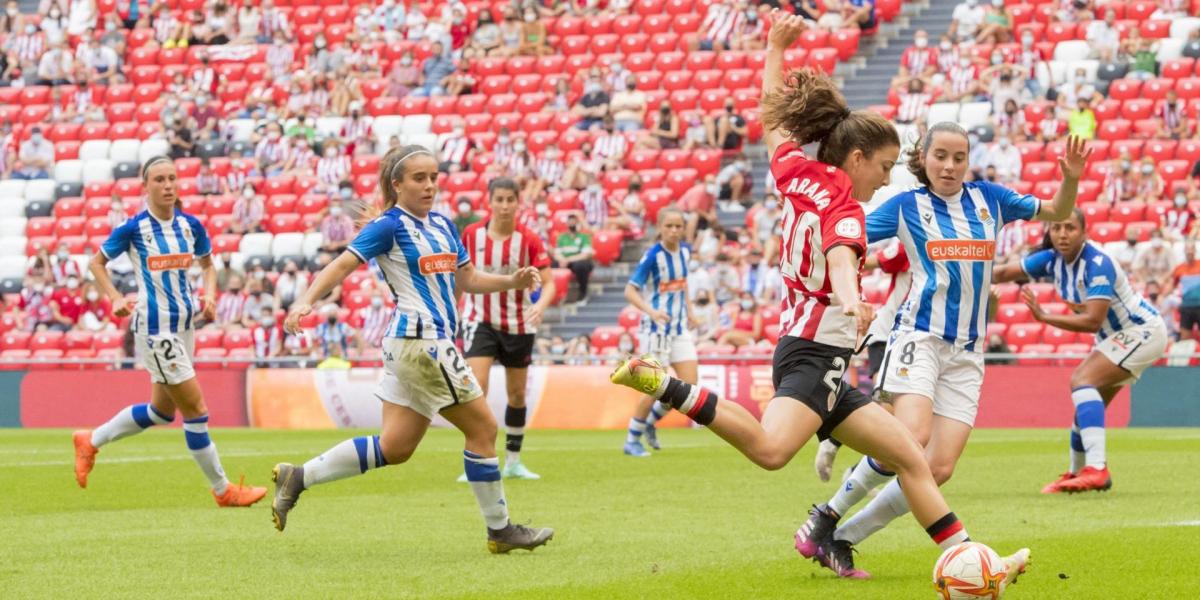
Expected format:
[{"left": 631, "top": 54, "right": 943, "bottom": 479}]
[
  {"left": 213, "top": 475, "right": 268, "bottom": 507},
  {"left": 73, "top": 430, "right": 98, "bottom": 489}
]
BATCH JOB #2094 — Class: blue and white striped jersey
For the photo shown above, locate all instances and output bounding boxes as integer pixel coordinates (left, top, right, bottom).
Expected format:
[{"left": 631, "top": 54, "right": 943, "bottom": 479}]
[
  {"left": 1021, "top": 241, "right": 1160, "bottom": 341},
  {"left": 348, "top": 206, "right": 469, "bottom": 340},
  {"left": 866, "top": 181, "right": 1040, "bottom": 351},
  {"left": 101, "top": 209, "right": 211, "bottom": 336},
  {"left": 629, "top": 242, "right": 691, "bottom": 336}
]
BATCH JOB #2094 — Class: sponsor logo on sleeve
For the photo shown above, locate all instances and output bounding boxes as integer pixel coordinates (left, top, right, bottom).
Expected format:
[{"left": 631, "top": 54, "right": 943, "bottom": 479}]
[
  {"left": 925, "top": 240, "right": 996, "bottom": 261},
  {"left": 835, "top": 218, "right": 862, "bottom": 239},
  {"left": 418, "top": 253, "right": 459, "bottom": 275}
]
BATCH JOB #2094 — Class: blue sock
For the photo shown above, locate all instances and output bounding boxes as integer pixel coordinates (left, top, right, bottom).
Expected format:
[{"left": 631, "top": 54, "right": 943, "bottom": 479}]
[
  {"left": 303, "top": 435, "right": 387, "bottom": 488},
  {"left": 646, "top": 401, "right": 670, "bottom": 426},
  {"left": 91, "top": 403, "right": 172, "bottom": 447},
  {"left": 183, "top": 415, "right": 229, "bottom": 494},
  {"left": 464, "top": 450, "right": 509, "bottom": 529},
  {"left": 626, "top": 418, "right": 646, "bottom": 444},
  {"left": 1072, "top": 386, "right": 1106, "bottom": 469},
  {"left": 1069, "top": 424, "right": 1085, "bottom": 473}
]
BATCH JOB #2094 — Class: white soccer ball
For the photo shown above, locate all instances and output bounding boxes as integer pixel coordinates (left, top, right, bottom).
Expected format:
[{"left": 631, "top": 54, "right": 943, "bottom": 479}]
[{"left": 932, "top": 542, "right": 1007, "bottom": 600}]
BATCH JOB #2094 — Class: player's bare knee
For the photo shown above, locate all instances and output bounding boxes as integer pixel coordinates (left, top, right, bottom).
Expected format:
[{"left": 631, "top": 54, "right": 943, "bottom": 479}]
[
  {"left": 930, "top": 463, "right": 955, "bottom": 486},
  {"left": 379, "top": 439, "right": 415, "bottom": 465},
  {"left": 752, "top": 445, "right": 792, "bottom": 471},
  {"left": 1069, "top": 369, "right": 1094, "bottom": 390}
]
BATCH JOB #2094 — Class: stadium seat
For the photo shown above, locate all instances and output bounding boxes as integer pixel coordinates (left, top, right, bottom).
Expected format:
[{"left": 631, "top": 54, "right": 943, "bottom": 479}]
[
  {"left": 996, "top": 303, "right": 1032, "bottom": 325},
  {"left": 591, "top": 230, "right": 623, "bottom": 266},
  {"left": 1017, "top": 344, "right": 1055, "bottom": 366},
  {"left": 590, "top": 326, "right": 626, "bottom": 351}
]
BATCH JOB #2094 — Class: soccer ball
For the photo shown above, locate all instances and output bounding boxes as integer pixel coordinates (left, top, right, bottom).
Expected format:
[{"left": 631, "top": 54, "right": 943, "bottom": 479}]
[{"left": 933, "top": 542, "right": 1007, "bottom": 599}]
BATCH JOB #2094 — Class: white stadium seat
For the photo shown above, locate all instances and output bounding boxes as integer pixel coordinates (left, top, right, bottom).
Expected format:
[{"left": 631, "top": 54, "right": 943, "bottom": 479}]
[
  {"left": 0, "top": 198, "right": 24, "bottom": 218},
  {"left": 239, "top": 232, "right": 273, "bottom": 256},
  {"left": 79, "top": 140, "right": 112, "bottom": 161},
  {"left": 1053, "top": 41, "right": 1090, "bottom": 63},
  {"left": 226, "top": 119, "right": 257, "bottom": 142},
  {"left": 0, "top": 255, "right": 25, "bottom": 279},
  {"left": 1170, "top": 17, "right": 1200, "bottom": 40},
  {"left": 302, "top": 232, "right": 324, "bottom": 257},
  {"left": 0, "top": 217, "right": 27, "bottom": 237},
  {"left": 926, "top": 103, "right": 960, "bottom": 126},
  {"left": 316, "top": 117, "right": 346, "bottom": 139},
  {"left": 1157, "top": 38, "right": 1184, "bottom": 62},
  {"left": 138, "top": 139, "right": 171, "bottom": 164},
  {"left": 402, "top": 133, "right": 437, "bottom": 153},
  {"left": 0, "top": 179, "right": 26, "bottom": 198},
  {"left": 373, "top": 116, "right": 404, "bottom": 145},
  {"left": 23, "top": 179, "right": 56, "bottom": 203},
  {"left": 958, "top": 102, "right": 993, "bottom": 129},
  {"left": 270, "top": 232, "right": 305, "bottom": 258},
  {"left": 0, "top": 236, "right": 26, "bottom": 258},
  {"left": 54, "top": 160, "right": 84, "bottom": 184},
  {"left": 401, "top": 114, "right": 432, "bottom": 136},
  {"left": 109, "top": 139, "right": 142, "bottom": 163},
  {"left": 81, "top": 159, "right": 115, "bottom": 184}
]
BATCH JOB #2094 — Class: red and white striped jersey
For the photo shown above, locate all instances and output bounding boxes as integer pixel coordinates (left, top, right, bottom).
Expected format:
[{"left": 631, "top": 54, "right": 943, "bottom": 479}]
[
  {"left": 536, "top": 157, "right": 564, "bottom": 185},
  {"left": 593, "top": 132, "right": 626, "bottom": 162},
  {"left": 12, "top": 32, "right": 45, "bottom": 63},
  {"left": 702, "top": 3, "right": 741, "bottom": 45},
  {"left": 316, "top": 155, "right": 350, "bottom": 188},
  {"left": 896, "top": 91, "right": 932, "bottom": 124},
  {"left": 460, "top": 221, "right": 551, "bottom": 335},
  {"left": 340, "top": 116, "right": 373, "bottom": 142},
  {"left": 771, "top": 142, "right": 867, "bottom": 350},
  {"left": 216, "top": 291, "right": 247, "bottom": 326},
  {"left": 440, "top": 135, "right": 472, "bottom": 166}
]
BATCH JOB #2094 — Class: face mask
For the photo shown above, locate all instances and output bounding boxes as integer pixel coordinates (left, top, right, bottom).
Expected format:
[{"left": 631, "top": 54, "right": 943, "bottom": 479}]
[
  {"left": 189, "top": 267, "right": 202, "bottom": 278},
  {"left": 514, "top": 143, "right": 526, "bottom": 153},
  {"left": 339, "top": 188, "right": 353, "bottom": 200},
  {"left": 940, "top": 41, "right": 952, "bottom": 51},
  {"left": 400, "top": 57, "right": 413, "bottom": 66},
  {"left": 498, "top": 135, "right": 510, "bottom": 144},
  {"left": 371, "top": 297, "right": 383, "bottom": 308},
  {"left": 254, "top": 270, "right": 266, "bottom": 280},
  {"left": 705, "top": 183, "right": 719, "bottom": 196},
  {"left": 327, "top": 315, "right": 337, "bottom": 324},
  {"left": 244, "top": 188, "right": 256, "bottom": 198},
  {"left": 997, "top": 138, "right": 1009, "bottom": 148},
  {"left": 545, "top": 149, "right": 558, "bottom": 159},
  {"left": 1142, "top": 165, "right": 1154, "bottom": 175},
  {"left": 268, "top": 132, "right": 281, "bottom": 141},
  {"left": 452, "top": 128, "right": 465, "bottom": 137},
  {"left": 262, "top": 316, "right": 276, "bottom": 327},
  {"left": 966, "top": 0, "right": 976, "bottom": 6},
  {"left": 330, "top": 206, "right": 343, "bottom": 216},
  {"left": 1176, "top": 196, "right": 1188, "bottom": 207},
  {"left": 458, "top": 203, "right": 472, "bottom": 213},
  {"left": 229, "top": 287, "right": 242, "bottom": 293},
  {"left": 66, "top": 279, "right": 79, "bottom": 290},
  {"left": 315, "top": 39, "right": 326, "bottom": 49},
  {"left": 992, "top": 0, "right": 1002, "bottom": 6},
  {"left": 568, "top": 223, "right": 578, "bottom": 232},
  {"left": 33, "top": 284, "right": 44, "bottom": 294},
  {"left": 326, "top": 149, "right": 337, "bottom": 158},
  {"left": 86, "top": 291, "right": 99, "bottom": 302},
  {"left": 1121, "top": 160, "right": 1131, "bottom": 171},
  {"left": 959, "top": 58, "right": 971, "bottom": 68},
  {"left": 991, "top": 55, "right": 1003, "bottom": 65},
  {"left": 196, "top": 97, "right": 207, "bottom": 107},
  {"left": 1149, "top": 292, "right": 1159, "bottom": 302},
  {"left": 696, "top": 297, "right": 710, "bottom": 306},
  {"left": 49, "top": 10, "right": 60, "bottom": 18},
  {"left": 740, "top": 300, "right": 754, "bottom": 311},
  {"left": 584, "top": 82, "right": 600, "bottom": 94},
  {"left": 915, "top": 37, "right": 927, "bottom": 48},
  {"left": 57, "top": 250, "right": 69, "bottom": 260},
  {"left": 1022, "top": 36, "right": 1033, "bottom": 46},
  {"left": 25, "top": 25, "right": 35, "bottom": 34},
  {"left": 31, "top": 133, "right": 43, "bottom": 143},
  {"left": 627, "top": 82, "right": 637, "bottom": 91},
  {"left": 524, "top": 13, "right": 536, "bottom": 22},
  {"left": 550, "top": 344, "right": 565, "bottom": 354}
]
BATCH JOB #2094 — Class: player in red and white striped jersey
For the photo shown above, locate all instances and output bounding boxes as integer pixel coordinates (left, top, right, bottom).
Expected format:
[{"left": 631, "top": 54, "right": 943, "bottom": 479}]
[
  {"left": 611, "top": 11, "right": 1029, "bottom": 582},
  {"left": 459, "top": 177, "right": 556, "bottom": 480}
]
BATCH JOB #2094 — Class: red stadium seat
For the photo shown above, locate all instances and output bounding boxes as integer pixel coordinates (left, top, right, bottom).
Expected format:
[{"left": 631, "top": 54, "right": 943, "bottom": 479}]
[
  {"left": 1006, "top": 322, "right": 1044, "bottom": 347},
  {"left": 223, "top": 329, "right": 253, "bottom": 350},
  {"left": 30, "top": 331, "right": 65, "bottom": 351},
  {"left": 1017, "top": 344, "right": 1056, "bottom": 366},
  {"left": 1121, "top": 98, "right": 1155, "bottom": 120},
  {"left": 93, "top": 330, "right": 123, "bottom": 350},
  {"left": 1097, "top": 120, "right": 1132, "bottom": 141},
  {"left": 591, "top": 230, "right": 624, "bottom": 266},
  {"left": 665, "top": 168, "right": 698, "bottom": 196},
  {"left": 1021, "top": 161, "right": 1057, "bottom": 182},
  {"left": 996, "top": 303, "right": 1032, "bottom": 325},
  {"left": 1081, "top": 203, "right": 1110, "bottom": 222},
  {"left": 1042, "top": 327, "right": 1077, "bottom": 345},
  {"left": 1, "top": 331, "right": 32, "bottom": 350},
  {"left": 1088, "top": 221, "right": 1124, "bottom": 243},
  {"left": 591, "top": 325, "right": 626, "bottom": 350}
]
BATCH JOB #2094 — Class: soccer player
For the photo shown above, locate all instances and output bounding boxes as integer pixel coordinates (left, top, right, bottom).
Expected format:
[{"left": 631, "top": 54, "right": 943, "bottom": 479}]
[
  {"left": 458, "top": 177, "right": 556, "bottom": 480},
  {"left": 993, "top": 209, "right": 1168, "bottom": 493},
  {"left": 272, "top": 146, "right": 554, "bottom": 553},
  {"left": 794, "top": 126, "right": 1089, "bottom": 576},
  {"left": 621, "top": 207, "right": 698, "bottom": 457},
  {"left": 611, "top": 11, "right": 1028, "bottom": 580},
  {"left": 73, "top": 156, "right": 267, "bottom": 507}
]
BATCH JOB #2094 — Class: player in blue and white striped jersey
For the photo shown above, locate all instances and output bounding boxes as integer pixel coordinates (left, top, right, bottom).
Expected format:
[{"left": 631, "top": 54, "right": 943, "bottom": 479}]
[
  {"left": 994, "top": 208, "right": 1168, "bottom": 494},
  {"left": 621, "top": 208, "right": 699, "bottom": 457},
  {"left": 272, "top": 145, "right": 554, "bottom": 553},
  {"left": 798, "top": 126, "right": 1090, "bottom": 566},
  {"left": 73, "top": 156, "right": 267, "bottom": 507}
]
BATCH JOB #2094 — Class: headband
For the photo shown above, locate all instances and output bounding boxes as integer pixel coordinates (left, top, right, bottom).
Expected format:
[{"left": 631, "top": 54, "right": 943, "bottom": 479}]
[
  {"left": 388, "top": 149, "right": 434, "bottom": 180},
  {"left": 141, "top": 156, "right": 173, "bottom": 179}
]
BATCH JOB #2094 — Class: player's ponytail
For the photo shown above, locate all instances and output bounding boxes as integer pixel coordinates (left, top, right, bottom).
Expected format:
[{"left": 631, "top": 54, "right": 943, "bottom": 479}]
[
  {"left": 760, "top": 69, "right": 898, "bottom": 168},
  {"left": 907, "top": 122, "right": 969, "bottom": 188}
]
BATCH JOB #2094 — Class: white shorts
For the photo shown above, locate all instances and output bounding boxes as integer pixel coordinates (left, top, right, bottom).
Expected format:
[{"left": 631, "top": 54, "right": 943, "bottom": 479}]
[
  {"left": 136, "top": 330, "right": 196, "bottom": 386},
  {"left": 639, "top": 331, "right": 698, "bottom": 365},
  {"left": 1095, "top": 319, "right": 1169, "bottom": 384},
  {"left": 878, "top": 330, "right": 985, "bottom": 427},
  {"left": 375, "top": 338, "right": 484, "bottom": 420}
]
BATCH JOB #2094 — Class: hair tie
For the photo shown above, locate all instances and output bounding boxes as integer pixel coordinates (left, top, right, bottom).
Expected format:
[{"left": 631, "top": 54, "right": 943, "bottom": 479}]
[{"left": 842, "top": 108, "right": 852, "bottom": 120}]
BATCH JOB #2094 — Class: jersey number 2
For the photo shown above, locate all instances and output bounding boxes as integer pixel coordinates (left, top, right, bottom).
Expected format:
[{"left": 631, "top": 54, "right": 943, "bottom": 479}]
[
  {"left": 821, "top": 356, "right": 847, "bottom": 412},
  {"left": 159, "top": 338, "right": 179, "bottom": 361}
]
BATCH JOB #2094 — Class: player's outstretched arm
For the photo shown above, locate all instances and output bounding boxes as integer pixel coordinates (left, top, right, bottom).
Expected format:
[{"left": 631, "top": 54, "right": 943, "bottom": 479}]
[
  {"left": 1038, "top": 135, "right": 1091, "bottom": 222},
  {"left": 285, "top": 251, "right": 360, "bottom": 334},
  {"left": 762, "top": 9, "right": 807, "bottom": 158},
  {"left": 991, "top": 262, "right": 1029, "bottom": 284},
  {"left": 457, "top": 263, "right": 541, "bottom": 295}
]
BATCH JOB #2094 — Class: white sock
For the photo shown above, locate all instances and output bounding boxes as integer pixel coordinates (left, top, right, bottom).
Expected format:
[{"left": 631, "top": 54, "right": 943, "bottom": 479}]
[
  {"left": 91, "top": 403, "right": 172, "bottom": 447},
  {"left": 626, "top": 418, "right": 646, "bottom": 444},
  {"left": 828, "top": 456, "right": 895, "bottom": 517},
  {"left": 1069, "top": 424, "right": 1085, "bottom": 474},
  {"left": 834, "top": 479, "right": 910, "bottom": 546},
  {"left": 506, "top": 449, "right": 521, "bottom": 466},
  {"left": 1072, "top": 386, "right": 1106, "bottom": 469},
  {"left": 645, "top": 401, "right": 670, "bottom": 426},
  {"left": 183, "top": 415, "right": 229, "bottom": 495},
  {"left": 464, "top": 450, "right": 509, "bottom": 530},
  {"left": 303, "top": 435, "right": 387, "bottom": 488}
]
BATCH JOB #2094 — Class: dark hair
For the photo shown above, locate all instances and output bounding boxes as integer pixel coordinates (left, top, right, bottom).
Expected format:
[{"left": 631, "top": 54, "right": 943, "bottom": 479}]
[
  {"left": 488, "top": 176, "right": 520, "bottom": 198},
  {"left": 140, "top": 155, "right": 174, "bottom": 181},
  {"left": 905, "top": 122, "right": 970, "bottom": 187},
  {"left": 358, "top": 145, "right": 435, "bottom": 225},
  {"left": 761, "top": 69, "right": 899, "bottom": 168},
  {"left": 1040, "top": 207, "right": 1086, "bottom": 250}
]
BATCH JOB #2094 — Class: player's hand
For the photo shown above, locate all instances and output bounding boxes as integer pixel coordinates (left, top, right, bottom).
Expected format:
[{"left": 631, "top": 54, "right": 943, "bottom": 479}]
[
  {"left": 200, "top": 296, "right": 217, "bottom": 322},
  {"left": 1058, "top": 135, "right": 1092, "bottom": 182},
  {"left": 525, "top": 303, "right": 544, "bottom": 328},
  {"left": 650, "top": 309, "right": 670, "bottom": 324},
  {"left": 767, "top": 8, "right": 808, "bottom": 51},
  {"left": 111, "top": 296, "right": 135, "bottom": 318},
  {"left": 285, "top": 302, "right": 312, "bottom": 334},
  {"left": 511, "top": 266, "right": 541, "bottom": 291},
  {"left": 843, "top": 301, "right": 874, "bottom": 338},
  {"left": 688, "top": 314, "right": 701, "bottom": 330},
  {"left": 1021, "top": 287, "right": 1045, "bottom": 321}
]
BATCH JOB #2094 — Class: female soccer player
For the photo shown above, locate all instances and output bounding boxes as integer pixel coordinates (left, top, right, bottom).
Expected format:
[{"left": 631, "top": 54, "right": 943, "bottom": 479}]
[
  {"left": 993, "top": 209, "right": 1167, "bottom": 493},
  {"left": 73, "top": 156, "right": 267, "bottom": 507},
  {"left": 611, "top": 10, "right": 1028, "bottom": 580},
  {"left": 272, "top": 146, "right": 554, "bottom": 553},
  {"left": 794, "top": 126, "right": 1089, "bottom": 576},
  {"left": 621, "top": 207, "right": 698, "bottom": 457},
  {"left": 458, "top": 177, "right": 556, "bottom": 480}
]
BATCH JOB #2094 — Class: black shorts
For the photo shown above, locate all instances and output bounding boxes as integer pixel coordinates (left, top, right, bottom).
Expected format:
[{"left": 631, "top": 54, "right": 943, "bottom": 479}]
[
  {"left": 1180, "top": 306, "right": 1200, "bottom": 332},
  {"left": 462, "top": 322, "right": 535, "bottom": 369},
  {"left": 867, "top": 341, "right": 887, "bottom": 379},
  {"left": 772, "top": 336, "right": 873, "bottom": 441}
]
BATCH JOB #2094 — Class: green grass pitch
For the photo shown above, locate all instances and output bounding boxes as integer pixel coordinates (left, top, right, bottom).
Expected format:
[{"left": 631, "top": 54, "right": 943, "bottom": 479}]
[{"left": 2, "top": 428, "right": 1198, "bottom": 599}]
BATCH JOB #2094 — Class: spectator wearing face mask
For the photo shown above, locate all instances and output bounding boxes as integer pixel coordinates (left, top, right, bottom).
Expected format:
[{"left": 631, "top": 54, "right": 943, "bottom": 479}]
[
  {"left": 255, "top": 123, "right": 288, "bottom": 175},
  {"left": 216, "top": 275, "right": 248, "bottom": 329},
  {"left": 273, "top": 260, "right": 309, "bottom": 310},
  {"left": 731, "top": 5, "right": 765, "bottom": 50},
  {"left": 1162, "top": 192, "right": 1198, "bottom": 242},
  {"left": 593, "top": 116, "right": 628, "bottom": 170},
  {"left": 717, "top": 292, "right": 762, "bottom": 347},
  {"left": 1134, "top": 229, "right": 1175, "bottom": 288},
  {"left": 1133, "top": 158, "right": 1164, "bottom": 204},
  {"left": 452, "top": 197, "right": 482, "bottom": 232},
  {"left": 610, "top": 76, "right": 646, "bottom": 132},
  {"left": 1158, "top": 90, "right": 1190, "bottom": 141},
  {"left": 610, "top": 331, "right": 636, "bottom": 358},
  {"left": 19, "top": 276, "right": 55, "bottom": 331},
  {"left": 690, "top": 289, "right": 720, "bottom": 343},
  {"left": 15, "top": 127, "right": 54, "bottom": 179},
  {"left": 529, "top": 144, "right": 565, "bottom": 197},
  {"left": 573, "top": 72, "right": 610, "bottom": 131},
  {"left": 982, "top": 63, "right": 1030, "bottom": 115},
  {"left": 894, "top": 77, "right": 933, "bottom": 124},
  {"left": 1068, "top": 97, "right": 1097, "bottom": 140},
  {"left": 76, "top": 281, "right": 113, "bottom": 332},
  {"left": 518, "top": 9, "right": 550, "bottom": 56},
  {"left": 251, "top": 307, "right": 284, "bottom": 360},
  {"left": 706, "top": 99, "right": 747, "bottom": 151},
  {"left": 195, "top": 158, "right": 226, "bottom": 196},
  {"left": 45, "top": 243, "right": 82, "bottom": 285},
  {"left": 950, "top": 0, "right": 984, "bottom": 41},
  {"left": 1111, "top": 228, "right": 1141, "bottom": 273},
  {"left": 242, "top": 273, "right": 276, "bottom": 322},
  {"left": 48, "top": 275, "right": 86, "bottom": 332},
  {"left": 412, "top": 40, "right": 454, "bottom": 97},
  {"left": 993, "top": 99, "right": 1027, "bottom": 140},
  {"left": 387, "top": 50, "right": 421, "bottom": 98},
  {"left": 553, "top": 214, "right": 595, "bottom": 302},
  {"left": 315, "top": 304, "right": 355, "bottom": 359},
  {"left": 356, "top": 290, "right": 391, "bottom": 351},
  {"left": 693, "top": 0, "right": 742, "bottom": 52},
  {"left": 942, "top": 52, "right": 982, "bottom": 102},
  {"left": 230, "top": 185, "right": 265, "bottom": 234},
  {"left": 895, "top": 30, "right": 938, "bottom": 88},
  {"left": 716, "top": 155, "right": 752, "bottom": 204},
  {"left": 985, "top": 136, "right": 1022, "bottom": 184},
  {"left": 535, "top": 335, "right": 568, "bottom": 363},
  {"left": 316, "top": 202, "right": 355, "bottom": 267},
  {"left": 1163, "top": 243, "right": 1200, "bottom": 340},
  {"left": 638, "top": 102, "right": 680, "bottom": 150},
  {"left": 438, "top": 125, "right": 474, "bottom": 173},
  {"left": 316, "top": 142, "right": 351, "bottom": 194},
  {"left": 974, "top": 0, "right": 1011, "bottom": 44},
  {"left": 1086, "top": 9, "right": 1120, "bottom": 59},
  {"left": 1102, "top": 154, "right": 1137, "bottom": 204}
]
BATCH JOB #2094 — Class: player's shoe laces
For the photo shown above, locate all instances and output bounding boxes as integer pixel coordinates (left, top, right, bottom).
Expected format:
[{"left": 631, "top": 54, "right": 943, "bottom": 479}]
[
  {"left": 814, "top": 439, "right": 839, "bottom": 482},
  {"left": 623, "top": 440, "right": 651, "bottom": 457},
  {"left": 73, "top": 430, "right": 98, "bottom": 489},
  {"left": 795, "top": 503, "right": 839, "bottom": 559},
  {"left": 816, "top": 538, "right": 870, "bottom": 579},
  {"left": 610, "top": 354, "right": 668, "bottom": 396},
  {"left": 487, "top": 522, "right": 554, "bottom": 554},
  {"left": 1040, "top": 471, "right": 1076, "bottom": 494},
  {"left": 1061, "top": 466, "right": 1112, "bottom": 493},
  {"left": 503, "top": 461, "right": 541, "bottom": 480},
  {"left": 1001, "top": 548, "right": 1031, "bottom": 585},
  {"left": 271, "top": 463, "right": 306, "bottom": 531},
  {"left": 213, "top": 475, "right": 267, "bottom": 507},
  {"left": 644, "top": 422, "right": 661, "bottom": 450}
]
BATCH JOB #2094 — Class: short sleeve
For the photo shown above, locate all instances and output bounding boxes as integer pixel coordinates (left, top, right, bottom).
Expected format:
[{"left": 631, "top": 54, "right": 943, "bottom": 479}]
[
  {"left": 865, "top": 194, "right": 903, "bottom": 243},
  {"left": 188, "top": 216, "right": 212, "bottom": 257},
  {"left": 821, "top": 195, "right": 867, "bottom": 257},
  {"left": 526, "top": 232, "right": 551, "bottom": 269},
  {"left": 769, "top": 141, "right": 805, "bottom": 182},
  {"left": 987, "top": 181, "right": 1040, "bottom": 225},
  {"left": 1020, "top": 248, "right": 1055, "bottom": 279},
  {"left": 1083, "top": 253, "right": 1117, "bottom": 300},
  {"left": 347, "top": 215, "right": 395, "bottom": 263},
  {"left": 629, "top": 247, "right": 657, "bottom": 289},
  {"left": 876, "top": 243, "right": 909, "bottom": 274},
  {"left": 101, "top": 219, "right": 135, "bottom": 260}
]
